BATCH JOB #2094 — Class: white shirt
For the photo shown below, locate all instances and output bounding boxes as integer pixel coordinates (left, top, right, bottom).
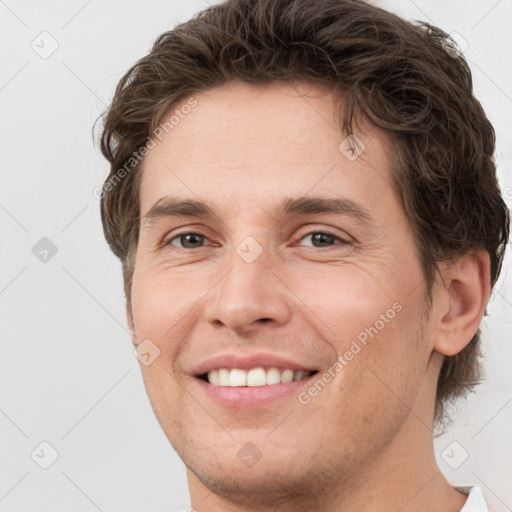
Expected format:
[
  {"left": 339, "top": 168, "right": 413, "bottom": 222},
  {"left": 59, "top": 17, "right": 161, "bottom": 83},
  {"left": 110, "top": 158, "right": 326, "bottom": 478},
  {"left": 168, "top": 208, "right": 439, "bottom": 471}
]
[
  {"left": 178, "top": 486, "right": 488, "bottom": 511},
  {"left": 459, "top": 486, "right": 489, "bottom": 511}
]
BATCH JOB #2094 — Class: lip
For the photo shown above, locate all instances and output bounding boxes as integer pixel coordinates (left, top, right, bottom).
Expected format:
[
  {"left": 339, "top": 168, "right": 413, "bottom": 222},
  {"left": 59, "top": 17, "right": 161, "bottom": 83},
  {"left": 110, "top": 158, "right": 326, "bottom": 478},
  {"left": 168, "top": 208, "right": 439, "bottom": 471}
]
[
  {"left": 193, "top": 372, "right": 318, "bottom": 408},
  {"left": 190, "top": 352, "right": 319, "bottom": 409},
  {"left": 191, "top": 352, "right": 318, "bottom": 376}
]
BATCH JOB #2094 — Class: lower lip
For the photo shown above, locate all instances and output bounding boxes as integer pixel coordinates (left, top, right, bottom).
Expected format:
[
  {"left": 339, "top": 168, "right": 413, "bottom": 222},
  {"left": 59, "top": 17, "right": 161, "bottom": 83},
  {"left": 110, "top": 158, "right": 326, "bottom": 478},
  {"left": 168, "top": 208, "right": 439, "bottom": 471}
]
[{"left": 193, "top": 375, "right": 316, "bottom": 408}]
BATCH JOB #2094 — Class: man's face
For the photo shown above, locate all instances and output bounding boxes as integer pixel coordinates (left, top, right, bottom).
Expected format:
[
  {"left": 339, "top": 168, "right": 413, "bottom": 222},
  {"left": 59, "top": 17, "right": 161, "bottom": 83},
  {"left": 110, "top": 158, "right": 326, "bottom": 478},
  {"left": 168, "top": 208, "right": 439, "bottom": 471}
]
[{"left": 130, "top": 82, "right": 437, "bottom": 500}]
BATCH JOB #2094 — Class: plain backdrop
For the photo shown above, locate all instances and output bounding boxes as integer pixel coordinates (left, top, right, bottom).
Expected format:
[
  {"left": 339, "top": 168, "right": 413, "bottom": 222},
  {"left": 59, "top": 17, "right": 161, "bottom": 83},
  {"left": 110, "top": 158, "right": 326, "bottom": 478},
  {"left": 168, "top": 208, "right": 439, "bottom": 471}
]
[{"left": 1, "top": 1, "right": 511, "bottom": 511}]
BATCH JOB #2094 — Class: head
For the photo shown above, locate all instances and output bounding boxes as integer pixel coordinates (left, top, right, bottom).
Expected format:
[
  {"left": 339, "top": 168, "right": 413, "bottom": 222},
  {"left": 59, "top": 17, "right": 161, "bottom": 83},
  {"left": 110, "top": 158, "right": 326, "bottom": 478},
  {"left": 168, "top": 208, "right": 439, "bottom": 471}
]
[{"left": 97, "top": 0, "right": 509, "bottom": 504}]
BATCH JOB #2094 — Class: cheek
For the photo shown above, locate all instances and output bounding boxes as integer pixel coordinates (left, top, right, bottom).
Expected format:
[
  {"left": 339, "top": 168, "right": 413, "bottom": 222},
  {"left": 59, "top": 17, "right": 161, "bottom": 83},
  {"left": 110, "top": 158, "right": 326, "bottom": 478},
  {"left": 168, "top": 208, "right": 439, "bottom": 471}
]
[
  {"left": 282, "top": 262, "right": 428, "bottom": 397},
  {"left": 278, "top": 262, "right": 407, "bottom": 342},
  {"left": 131, "top": 262, "right": 209, "bottom": 346},
  {"left": 131, "top": 265, "right": 201, "bottom": 435}
]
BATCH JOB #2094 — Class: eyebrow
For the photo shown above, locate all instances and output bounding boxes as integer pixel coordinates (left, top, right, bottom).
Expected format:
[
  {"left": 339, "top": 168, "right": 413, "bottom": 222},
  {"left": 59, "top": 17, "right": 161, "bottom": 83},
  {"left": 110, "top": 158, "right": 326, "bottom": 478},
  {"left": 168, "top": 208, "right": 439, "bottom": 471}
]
[{"left": 143, "top": 195, "right": 373, "bottom": 226}]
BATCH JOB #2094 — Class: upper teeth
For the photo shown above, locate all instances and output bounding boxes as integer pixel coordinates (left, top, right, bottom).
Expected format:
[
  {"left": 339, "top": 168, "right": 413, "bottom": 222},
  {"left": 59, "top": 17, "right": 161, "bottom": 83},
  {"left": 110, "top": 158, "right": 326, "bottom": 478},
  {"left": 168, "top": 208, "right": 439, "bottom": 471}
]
[{"left": 207, "top": 367, "right": 311, "bottom": 387}]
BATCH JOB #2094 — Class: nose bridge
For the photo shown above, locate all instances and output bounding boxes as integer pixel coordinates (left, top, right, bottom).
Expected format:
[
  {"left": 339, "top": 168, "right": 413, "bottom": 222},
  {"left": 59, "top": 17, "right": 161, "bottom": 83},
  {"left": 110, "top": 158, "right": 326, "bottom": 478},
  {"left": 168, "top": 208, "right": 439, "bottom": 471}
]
[{"left": 205, "top": 239, "right": 290, "bottom": 331}]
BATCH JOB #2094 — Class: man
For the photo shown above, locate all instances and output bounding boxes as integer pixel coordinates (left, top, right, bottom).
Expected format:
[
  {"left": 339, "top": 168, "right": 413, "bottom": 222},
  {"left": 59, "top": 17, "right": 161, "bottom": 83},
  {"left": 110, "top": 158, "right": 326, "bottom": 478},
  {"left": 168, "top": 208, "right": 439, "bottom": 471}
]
[{"left": 97, "top": 0, "right": 509, "bottom": 510}]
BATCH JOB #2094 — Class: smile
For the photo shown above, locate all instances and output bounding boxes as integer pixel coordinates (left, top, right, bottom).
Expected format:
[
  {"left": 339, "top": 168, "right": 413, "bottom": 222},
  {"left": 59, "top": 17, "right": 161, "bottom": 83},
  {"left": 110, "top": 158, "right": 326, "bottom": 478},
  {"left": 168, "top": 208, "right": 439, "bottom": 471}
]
[
  {"left": 192, "top": 353, "right": 321, "bottom": 407},
  {"left": 201, "top": 367, "right": 317, "bottom": 387}
]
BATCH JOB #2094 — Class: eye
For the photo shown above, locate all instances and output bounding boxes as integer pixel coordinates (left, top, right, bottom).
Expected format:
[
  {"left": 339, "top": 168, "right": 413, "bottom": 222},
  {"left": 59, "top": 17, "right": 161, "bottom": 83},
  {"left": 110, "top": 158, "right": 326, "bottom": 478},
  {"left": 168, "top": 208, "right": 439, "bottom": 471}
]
[
  {"left": 166, "top": 232, "right": 209, "bottom": 249},
  {"left": 298, "top": 231, "right": 347, "bottom": 248},
  {"left": 164, "top": 230, "right": 348, "bottom": 250}
]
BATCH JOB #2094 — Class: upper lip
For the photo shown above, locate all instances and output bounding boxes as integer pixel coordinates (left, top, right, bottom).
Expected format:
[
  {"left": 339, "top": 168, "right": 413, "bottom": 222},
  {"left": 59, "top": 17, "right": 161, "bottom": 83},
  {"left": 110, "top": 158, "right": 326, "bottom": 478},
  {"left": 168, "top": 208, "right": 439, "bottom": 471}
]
[{"left": 192, "top": 353, "right": 318, "bottom": 376}]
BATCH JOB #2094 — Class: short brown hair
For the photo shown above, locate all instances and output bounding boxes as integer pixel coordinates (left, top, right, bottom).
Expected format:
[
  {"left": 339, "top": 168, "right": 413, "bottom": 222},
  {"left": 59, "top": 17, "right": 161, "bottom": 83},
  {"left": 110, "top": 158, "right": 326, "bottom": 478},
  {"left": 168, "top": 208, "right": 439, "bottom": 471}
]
[{"left": 97, "top": 0, "right": 509, "bottom": 424}]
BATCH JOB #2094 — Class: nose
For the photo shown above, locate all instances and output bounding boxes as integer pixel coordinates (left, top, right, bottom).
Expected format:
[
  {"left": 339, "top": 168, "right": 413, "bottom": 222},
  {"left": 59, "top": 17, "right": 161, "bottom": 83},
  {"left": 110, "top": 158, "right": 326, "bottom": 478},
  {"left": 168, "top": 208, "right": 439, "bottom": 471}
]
[{"left": 204, "top": 248, "right": 291, "bottom": 334}]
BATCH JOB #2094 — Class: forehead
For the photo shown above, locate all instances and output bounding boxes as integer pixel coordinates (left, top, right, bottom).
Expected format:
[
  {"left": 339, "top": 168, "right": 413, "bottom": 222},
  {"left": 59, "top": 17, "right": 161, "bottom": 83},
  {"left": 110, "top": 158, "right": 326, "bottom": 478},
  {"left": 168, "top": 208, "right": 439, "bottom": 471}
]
[{"left": 139, "top": 81, "right": 396, "bottom": 216}]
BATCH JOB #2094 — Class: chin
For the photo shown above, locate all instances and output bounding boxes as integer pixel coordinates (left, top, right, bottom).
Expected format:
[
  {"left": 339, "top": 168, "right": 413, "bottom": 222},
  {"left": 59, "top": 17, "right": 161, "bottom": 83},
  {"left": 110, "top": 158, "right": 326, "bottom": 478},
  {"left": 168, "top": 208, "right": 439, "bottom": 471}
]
[{"left": 186, "top": 448, "right": 318, "bottom": 504}]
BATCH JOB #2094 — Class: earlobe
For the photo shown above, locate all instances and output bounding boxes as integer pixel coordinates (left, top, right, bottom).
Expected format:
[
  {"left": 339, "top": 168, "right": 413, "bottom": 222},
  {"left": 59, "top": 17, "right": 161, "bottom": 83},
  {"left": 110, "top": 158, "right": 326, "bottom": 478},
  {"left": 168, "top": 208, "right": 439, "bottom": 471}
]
[{"left": 433, "top": 251, "right": 491, "bottom": 357}]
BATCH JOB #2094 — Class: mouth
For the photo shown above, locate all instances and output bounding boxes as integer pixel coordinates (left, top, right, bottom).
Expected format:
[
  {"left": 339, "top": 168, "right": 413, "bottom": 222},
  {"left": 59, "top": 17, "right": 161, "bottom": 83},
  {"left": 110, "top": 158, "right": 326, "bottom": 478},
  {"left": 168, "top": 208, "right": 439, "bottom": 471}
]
[
  {"left": 198, "top": 367, "right": 318, "bottom": 387},
  {"left": 191, "top": 353, "right": 321, "bottom": 408}
]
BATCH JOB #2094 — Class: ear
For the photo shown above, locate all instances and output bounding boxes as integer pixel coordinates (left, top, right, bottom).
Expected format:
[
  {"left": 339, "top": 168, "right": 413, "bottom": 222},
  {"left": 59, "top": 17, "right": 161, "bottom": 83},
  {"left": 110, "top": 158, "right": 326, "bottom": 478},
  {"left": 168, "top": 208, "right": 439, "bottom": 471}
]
[
  {"left": 433, "top": 251, "right": 491, "bottom": 356},
  {"left": 126, "top": 305, "right": 137, "bottom": 344}
]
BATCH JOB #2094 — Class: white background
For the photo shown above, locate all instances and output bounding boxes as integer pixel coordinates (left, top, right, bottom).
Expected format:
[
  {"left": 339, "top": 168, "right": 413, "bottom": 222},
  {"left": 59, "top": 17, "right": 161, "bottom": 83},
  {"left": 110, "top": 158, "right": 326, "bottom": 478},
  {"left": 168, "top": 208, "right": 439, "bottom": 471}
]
[{"left": 1, "top": 1, "right": 511, "bottom": 511}]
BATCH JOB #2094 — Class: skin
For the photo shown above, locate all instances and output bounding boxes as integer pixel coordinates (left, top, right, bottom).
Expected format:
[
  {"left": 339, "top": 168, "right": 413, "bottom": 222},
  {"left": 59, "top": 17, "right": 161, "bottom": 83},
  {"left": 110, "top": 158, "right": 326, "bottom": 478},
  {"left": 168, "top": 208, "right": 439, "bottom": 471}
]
[{"left": 127, "top": 81, "right": 490, "bottom": 511}]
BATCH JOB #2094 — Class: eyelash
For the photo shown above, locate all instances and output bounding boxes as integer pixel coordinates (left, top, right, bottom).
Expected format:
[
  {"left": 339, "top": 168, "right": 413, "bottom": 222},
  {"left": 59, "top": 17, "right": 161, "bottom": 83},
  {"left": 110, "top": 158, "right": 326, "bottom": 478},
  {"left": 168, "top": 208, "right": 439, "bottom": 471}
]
[
  {"left": 298, "top": 230, "right": 349, "bottom": 248},
  {"left": 163, "top": 229, "right": 349, "bottom": 250}
]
